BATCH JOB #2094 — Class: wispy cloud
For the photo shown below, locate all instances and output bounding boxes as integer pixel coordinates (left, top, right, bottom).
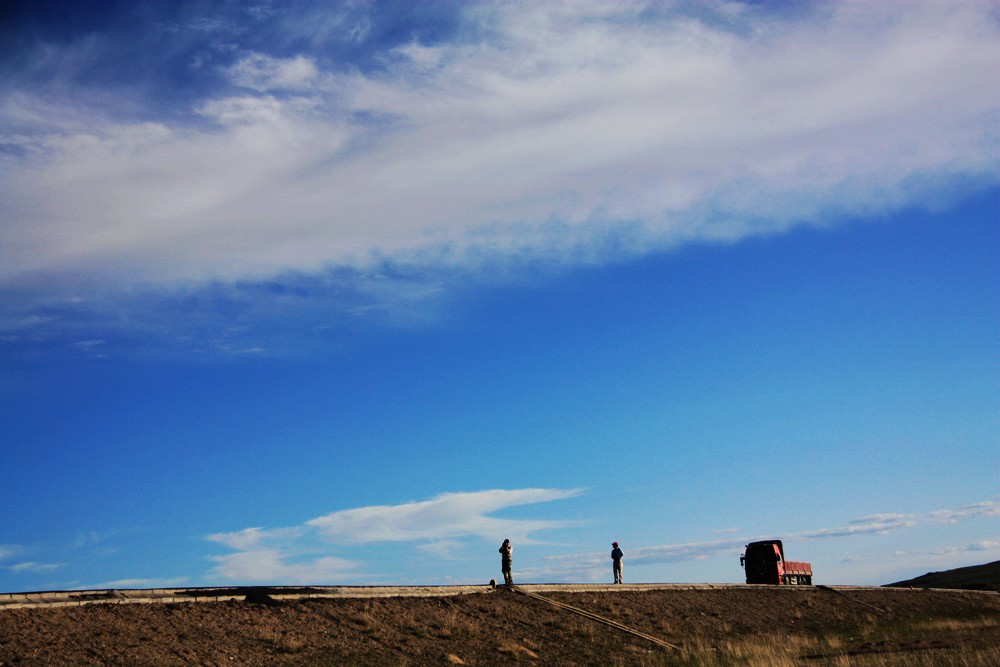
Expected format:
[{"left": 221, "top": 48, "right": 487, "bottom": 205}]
[
  {"left": 0, "top": 545, "right": 65, "bottom": 577},
  {"left": 529, "top": 499, "right": 1000, "bottom": 581},
  {"left": 226, "top": 53, "right": 322, "bottom": 93},
  {"left": 927, "top": 501, "right": 1000, "bottom": 524},
  {"left": 796, "top": 514, "right": 917, "bottom": 539},
  {"left": 208, "top": 550, "right": 358, "bottom": 585},
  {"left": 1, "top": 1, "right": 996, "bottom": 351},
  {"left": 0, "top": 545, "right": 24, "bottom": 561},
  {"left": 897, "top": 539, "right": 1000, "bottom": 559},
  {"left": 7, "top": 561, "right": 65, "bottom": 574},
  {"left": 306, "top": 488, "right": 584, "bottom": 543},
  {"left": 206, "top": 526, "right": 307, "bottom": 552},
  {"left": 79, "top": 577, "right": 190, "bottom": 591},
  {"left": 205, "top": 488, "right": 583, "bottom": 583},
  {"left": 0, "top": 544, "right": 65, "bottom": 574},
  {"left": 789, "top": 501, "right": 1000, "bottom": 543}
]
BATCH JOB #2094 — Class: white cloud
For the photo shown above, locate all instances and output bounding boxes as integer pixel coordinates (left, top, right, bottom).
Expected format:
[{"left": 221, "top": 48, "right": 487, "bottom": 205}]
[
  {"left": 8, "top": 561, "right": 65, "bottom": 574},
  {"left": 206, "top": 526, "right": 305, "bottom": 551},
  {"left": 529, "top": 536, "right": 749, "bottom": 582},
  {"left": 1, "top": 1, "right": 996, "bottom": 290},
  {"left": 205, "top": 488, "right": 583, "bottom": 583},
  {"left": 307, "top": 488, "right": 584, "bottom": 543},
  {"left": 797, "top": 513, "right": 917, "bottom": 539},
  {"left": 0, "top": 545, "right": 63, "bottom": 576},
  {"left": 0, "top": 545, "right": 24, "bottom": 561},
  {"left": 865, "top": 539, "right": 1000, "bottom": 583},
  {"left": 920, "top": 541, "right": 1000, "bottom": 558},
  {"left": 790, "top": 502, "right": 1000, "bottom": 543},
  {"left": 208, "top": 550, "right": 358, "bottom": 585},
  {"left": 416, "top": 539, "right": 465, "bottom": 560},
  {"left": 534, "top": 498, "right": 1000, "bottom": 579},
  {"left": 81, "top": 577, "right": 189, "bottom": 590},
  {"left": 968, "top": 540, "right": 1000, "bottom": 552},
  {"left": 226, "top": 53, "right": 321, "bottom": 92},
  {"left": 928, "top": 500, "right": 1000, "bottom": 524}
]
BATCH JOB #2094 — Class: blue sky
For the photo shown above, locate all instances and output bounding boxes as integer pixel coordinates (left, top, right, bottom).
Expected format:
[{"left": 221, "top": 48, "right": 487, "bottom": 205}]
[{"left": 1, "top": 1, "right": 997, "bottom": 592}]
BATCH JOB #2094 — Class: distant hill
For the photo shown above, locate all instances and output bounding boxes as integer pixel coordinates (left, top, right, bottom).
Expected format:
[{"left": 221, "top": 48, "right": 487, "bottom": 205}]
[{"left": 886, "top": 560, "right": 1000, "bottom": 592}]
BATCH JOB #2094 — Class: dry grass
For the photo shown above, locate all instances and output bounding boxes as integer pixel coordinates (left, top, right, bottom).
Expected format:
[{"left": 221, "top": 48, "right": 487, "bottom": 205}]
[
  {"left": 706, "top": 635, "right": 1000, "bottom": 667},
  {"left": 226, "top": 593, "right": 1000, "bottom": 666},
  {"left": 919, "top": 616, "right": 1000, "bottom": 632},
  {"left": 254, "top": 625, "right": 308, "bottom": 655},
  {"left": 669, "top": 617, "right": 1000, "bottom": 667}
]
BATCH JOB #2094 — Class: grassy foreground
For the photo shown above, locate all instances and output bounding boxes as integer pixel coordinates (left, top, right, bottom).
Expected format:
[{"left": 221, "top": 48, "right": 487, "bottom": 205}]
[{"left": 676, "top": 618, "right": 1000, "bottom": 666}]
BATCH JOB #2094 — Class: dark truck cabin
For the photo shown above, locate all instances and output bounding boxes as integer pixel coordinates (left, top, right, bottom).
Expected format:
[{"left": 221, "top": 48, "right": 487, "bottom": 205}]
[{"left": 740, "top": 540, "right": 784, "bottom": 584}]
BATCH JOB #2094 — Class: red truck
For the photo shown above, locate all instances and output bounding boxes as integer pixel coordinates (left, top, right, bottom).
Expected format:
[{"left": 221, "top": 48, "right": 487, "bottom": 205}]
[{"left": 740, "top": 540, "right": 813, "bottom": 585}]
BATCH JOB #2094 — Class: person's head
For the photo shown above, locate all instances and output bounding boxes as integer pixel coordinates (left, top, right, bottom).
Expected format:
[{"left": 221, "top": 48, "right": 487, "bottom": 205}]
[
  {"left": 612, "top": 541, "right": 618, "bottom": 547},
  {"left": 503, "top": 539, "right": 509, "bottom": 545}
]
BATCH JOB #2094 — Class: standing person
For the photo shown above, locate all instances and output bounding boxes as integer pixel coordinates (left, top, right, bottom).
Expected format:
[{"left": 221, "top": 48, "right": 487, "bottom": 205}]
[
  {"left": 499, "top": 539, "right": 514, "bottom": 585},
  {"left": 611, "top": 541, "right": 624, "bottom": 584}
]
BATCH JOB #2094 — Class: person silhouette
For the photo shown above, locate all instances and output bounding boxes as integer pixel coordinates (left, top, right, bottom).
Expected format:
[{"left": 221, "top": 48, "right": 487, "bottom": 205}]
[{"left": 499, "top": 539, "right": 513, "bottom": 585}]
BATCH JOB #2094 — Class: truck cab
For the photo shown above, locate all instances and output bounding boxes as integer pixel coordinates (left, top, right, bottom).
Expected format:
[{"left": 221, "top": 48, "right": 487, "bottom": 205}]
[{"left": 740, "top": 540, "right": 813, "bottom": 585}]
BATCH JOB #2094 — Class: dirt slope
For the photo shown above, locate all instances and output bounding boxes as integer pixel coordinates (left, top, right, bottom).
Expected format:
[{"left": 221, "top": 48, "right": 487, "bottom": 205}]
[{"left": 1, "top": 586, "right": 998, "bottom": 666}]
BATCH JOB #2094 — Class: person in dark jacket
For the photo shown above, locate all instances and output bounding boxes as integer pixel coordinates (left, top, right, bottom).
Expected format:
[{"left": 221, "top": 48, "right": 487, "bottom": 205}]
[
  {"left": 611, "top": 541, "right": 624, "bottom": 584},
  {"left": 499, "top": 539, "right": 513, "bottom": 585}
]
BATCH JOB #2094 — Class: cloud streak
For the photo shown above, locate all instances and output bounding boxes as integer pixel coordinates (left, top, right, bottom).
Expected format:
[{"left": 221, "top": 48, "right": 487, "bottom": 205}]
[
  {"left": 80, "top": 577, "right": 190, "bottom": 591},
  {"left": 0, "top": 543, "right": 66, "bottom": 579},
  {"left": 306, "top": 488, "right": 584, "bottom": 543},
  {"left": 0, "top": 545, "right": 24, "bottom": 561},
  {"left": 205, "top": 488, "right": 583, "bottom": 584},
  {"left": 1, "top": 1, "right": 996, "bottom": 291},
  {"left": 529, "top": 499, "right": 1000, "bottom": 581}
]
